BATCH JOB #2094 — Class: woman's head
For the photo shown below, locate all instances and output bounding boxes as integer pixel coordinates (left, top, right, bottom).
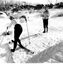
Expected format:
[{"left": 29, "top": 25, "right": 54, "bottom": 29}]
[
  {"left": 19, "top": 15, "right": 27, "bottom": 23},
  {"left": 43, "top": 6, "right": 48, "bottom": 10},
  {"left": 20, "top": 15, "right": 27, "bottom": 21},
  {"left": 10, "top": 16, "right": 14, "bottom": 20}
]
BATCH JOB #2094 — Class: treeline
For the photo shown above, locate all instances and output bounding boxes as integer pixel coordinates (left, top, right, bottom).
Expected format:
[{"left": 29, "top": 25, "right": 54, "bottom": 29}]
[
  {"left": 54, "top": 2, "right": 63, "bottom": 8},
  {"left": 0, "top": 1, "right": 63, "bottom": 11}
]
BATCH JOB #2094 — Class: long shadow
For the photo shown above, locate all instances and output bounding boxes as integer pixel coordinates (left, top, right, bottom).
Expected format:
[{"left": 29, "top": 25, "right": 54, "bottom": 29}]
[
  {"left": 26, "top": 41, "right": 63, "bottom": 63},
  {"left": 21, "top": 32, "right": 42, "bottom": 40}
]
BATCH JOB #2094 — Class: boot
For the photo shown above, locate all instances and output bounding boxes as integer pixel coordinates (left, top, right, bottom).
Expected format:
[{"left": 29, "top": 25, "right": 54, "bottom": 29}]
[
  {"left": 11, "top": 49, "right": 15, "bottom": 52},
  {"left": 43, "top": 30, "right": 46, "bottom": 33}
]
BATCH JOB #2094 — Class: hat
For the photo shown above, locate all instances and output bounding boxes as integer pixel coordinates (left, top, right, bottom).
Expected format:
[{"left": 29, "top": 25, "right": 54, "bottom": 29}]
[{"left": 19, "top": 15, "right": 27, "bottom": 21}]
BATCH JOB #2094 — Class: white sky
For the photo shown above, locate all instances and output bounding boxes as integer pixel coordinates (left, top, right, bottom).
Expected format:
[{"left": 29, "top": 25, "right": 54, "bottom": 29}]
[{"left": 1, "top": 0, "right": 63, "bottom": 4}]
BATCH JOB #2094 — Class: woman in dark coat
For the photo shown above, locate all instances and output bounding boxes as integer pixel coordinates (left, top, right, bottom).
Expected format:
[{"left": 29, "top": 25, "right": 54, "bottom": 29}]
[
  {"left": 8, "top": 16, "right": 34, "bottom": 54},
  {"left": 42, "top": 6, "right": 49, "bottom": 33}
]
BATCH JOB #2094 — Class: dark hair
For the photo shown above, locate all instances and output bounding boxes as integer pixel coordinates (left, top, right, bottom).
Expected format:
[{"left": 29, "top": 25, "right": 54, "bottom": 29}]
[
  {"left": 20, "top": 15, "right": 27, "bottom": 21},
  {"left": 10, "top": 16, "right": 14, "bottom": 20},
  {"left": 45, "top": 9, "right": 48, "bottom": 12}
]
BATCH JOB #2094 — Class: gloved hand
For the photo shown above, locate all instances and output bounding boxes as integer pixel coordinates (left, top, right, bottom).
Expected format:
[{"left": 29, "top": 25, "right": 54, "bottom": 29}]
[{"left": 2, "top": 31, "right": 12, "bottom": 36}]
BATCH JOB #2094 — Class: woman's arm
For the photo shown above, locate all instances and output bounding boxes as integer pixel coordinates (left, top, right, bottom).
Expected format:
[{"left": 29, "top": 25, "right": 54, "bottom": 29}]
[
  {"left": 7, "top": 21, "right": 13, "bottom": 29},
  {"left": 7, "top": 19, "right": 17, "bottom": 29}
]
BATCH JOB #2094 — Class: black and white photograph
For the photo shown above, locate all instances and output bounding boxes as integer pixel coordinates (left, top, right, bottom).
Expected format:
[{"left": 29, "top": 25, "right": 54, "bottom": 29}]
[{"left": 0, "top": 0, "right": 63, "bottom": 63}]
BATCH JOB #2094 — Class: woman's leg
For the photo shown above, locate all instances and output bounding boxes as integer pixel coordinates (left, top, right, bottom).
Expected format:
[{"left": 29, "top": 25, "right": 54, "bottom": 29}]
[
  {"left": 18, "top": 39, "right": 34, "bottom": 54},
  {"left": 18, "top": 39, "right": 28, "bottom": 50},
  {"left": 43, "top": 19, "right": 46, "bottom": 33},
  {"left": 11, "top": 29, "right": 18, "bottom": 52},
  {"left": 46, "top": 19, "right": 48, "bottom": 32},
  {"left": 11, "top": 40, "right": 17, "bottom": 52}
]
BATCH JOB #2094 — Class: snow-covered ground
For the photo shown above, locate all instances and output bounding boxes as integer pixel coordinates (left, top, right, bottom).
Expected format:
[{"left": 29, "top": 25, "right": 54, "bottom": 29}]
[{"left": 0, "top": 9, "right": 63, "bottom": 63}]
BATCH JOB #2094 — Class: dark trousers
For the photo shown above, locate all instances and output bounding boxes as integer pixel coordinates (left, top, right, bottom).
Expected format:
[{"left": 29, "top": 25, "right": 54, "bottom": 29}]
[
  {"left": 43, "top": 19, "right": 48, "bottom": 32},
  {"left": 13, "top": 24, "right": 27, "bottom": 51}
]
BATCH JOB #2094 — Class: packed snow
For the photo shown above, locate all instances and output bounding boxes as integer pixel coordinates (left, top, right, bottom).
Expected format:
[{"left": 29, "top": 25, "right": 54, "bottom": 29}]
[{"left": 0, "top": 9, "right": 63, "bottom": 63}]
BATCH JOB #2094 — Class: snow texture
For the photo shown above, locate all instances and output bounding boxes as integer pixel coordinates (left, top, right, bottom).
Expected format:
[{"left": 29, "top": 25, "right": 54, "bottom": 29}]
[{"left": 0, "top": 9, "right": 63, "bottom": 63}]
